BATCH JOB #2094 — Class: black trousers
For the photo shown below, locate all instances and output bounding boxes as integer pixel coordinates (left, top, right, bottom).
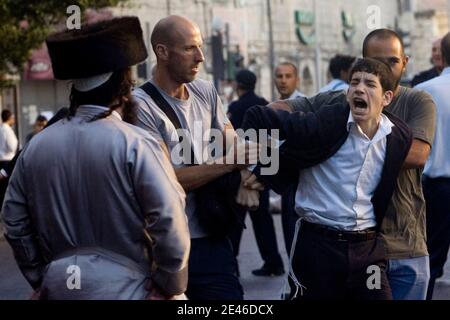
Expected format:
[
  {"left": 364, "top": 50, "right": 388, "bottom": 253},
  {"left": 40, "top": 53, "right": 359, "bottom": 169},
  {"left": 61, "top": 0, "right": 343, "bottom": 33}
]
[
  {"left": 281, "top": 184, "right": 298, "bottom": 254},
  {"left": 423, "top": 176, "right": 450, "bottom": 300},
  {"left": 290, "top": 222, "right": 392, "bottom": 300},
  {"left": 186, "top": 236, "right": 243, "bottom": 300},
  {"left": 229, "top": 188, "right": 284, "bottom": 269}
]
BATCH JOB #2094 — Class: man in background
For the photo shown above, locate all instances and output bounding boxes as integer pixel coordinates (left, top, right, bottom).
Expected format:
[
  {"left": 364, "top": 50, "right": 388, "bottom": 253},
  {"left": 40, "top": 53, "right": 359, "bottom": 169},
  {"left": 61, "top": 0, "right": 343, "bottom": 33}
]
[
  {"left": 319, "top": 54, "right": 356, "bottom": 93},
  {"left": 228, "top": 69, "right": 285, "bottom": 277},
  {"left": 411, "top": 37, "right": 443, "bottom": 87},
  {"left": 363, "top": 28, "right": 436, "bottom": 300},
  {"left": 416, "top": 33, "right": 450, "bottom": 300},
  {"left": 25, "top": 115, "right": 48, "bottom": 143},
  {"left": 0, "top": 110, "right": 18, "bottom": 166},
  {"left": 274, "top": 62, "right": 305, "bottom": 100}
]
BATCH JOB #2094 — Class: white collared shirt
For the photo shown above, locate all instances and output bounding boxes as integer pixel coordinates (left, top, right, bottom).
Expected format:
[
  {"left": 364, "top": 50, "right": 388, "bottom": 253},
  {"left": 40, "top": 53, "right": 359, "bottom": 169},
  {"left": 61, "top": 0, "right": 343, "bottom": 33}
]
[
  {"left": 416, "top": 67, "right": 450, "bottom": 178},
  {"left": 0, "top": 123, "right": 18, "bottom": 161},
  {"left": 295, "top": 112, "right": 394, "bottom": 231}
]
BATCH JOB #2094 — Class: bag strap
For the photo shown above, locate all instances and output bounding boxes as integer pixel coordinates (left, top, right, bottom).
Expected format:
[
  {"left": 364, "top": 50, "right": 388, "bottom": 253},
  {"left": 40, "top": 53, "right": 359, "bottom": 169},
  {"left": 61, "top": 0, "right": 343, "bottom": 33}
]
[
  {"left": 140, "top": 81, "right": 196, "bottom": 164},
  {"left": 140, "top": 81, "right": 183, "bottom": 130}
]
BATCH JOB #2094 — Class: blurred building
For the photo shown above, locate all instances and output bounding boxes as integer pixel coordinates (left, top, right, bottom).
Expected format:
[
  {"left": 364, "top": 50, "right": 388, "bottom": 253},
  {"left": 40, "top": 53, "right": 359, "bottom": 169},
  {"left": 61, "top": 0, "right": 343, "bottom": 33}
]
[{"left": 11, "top": 0, "right": 450, "bottom": 144}]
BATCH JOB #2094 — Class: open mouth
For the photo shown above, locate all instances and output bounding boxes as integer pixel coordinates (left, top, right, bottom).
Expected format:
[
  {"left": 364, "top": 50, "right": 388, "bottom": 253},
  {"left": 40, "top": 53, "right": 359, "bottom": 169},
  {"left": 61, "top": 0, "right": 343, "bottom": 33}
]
[{"left": 353, "top": 97, "right": 368, "bottom": 109}]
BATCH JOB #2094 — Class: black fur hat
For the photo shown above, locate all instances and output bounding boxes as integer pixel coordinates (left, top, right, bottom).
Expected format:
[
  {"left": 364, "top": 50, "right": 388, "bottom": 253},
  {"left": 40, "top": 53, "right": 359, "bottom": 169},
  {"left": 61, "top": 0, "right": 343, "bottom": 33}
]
[{"left": 46, "top": 16, "right": 148, "bottom": 80}]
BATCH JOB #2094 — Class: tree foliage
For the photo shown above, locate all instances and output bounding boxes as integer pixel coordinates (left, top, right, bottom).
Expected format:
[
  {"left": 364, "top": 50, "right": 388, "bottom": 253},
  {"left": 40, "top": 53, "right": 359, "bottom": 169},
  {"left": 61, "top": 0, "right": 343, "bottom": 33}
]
[{"left": 0, "top": 0, "right": 128, "bottom": 87}]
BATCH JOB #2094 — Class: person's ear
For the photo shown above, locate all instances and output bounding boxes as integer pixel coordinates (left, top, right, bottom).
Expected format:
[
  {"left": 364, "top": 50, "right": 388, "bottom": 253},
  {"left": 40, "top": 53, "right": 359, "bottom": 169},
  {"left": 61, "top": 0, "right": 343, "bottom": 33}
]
[
  {"left": 402, "top": 54, "right": 409, "bottom": 71},
  {"left": 382, "top": 90, "right": 394, "bottom": 107},
  {"left": 155, "top": 44, "right": 169, "bottom": 60}
]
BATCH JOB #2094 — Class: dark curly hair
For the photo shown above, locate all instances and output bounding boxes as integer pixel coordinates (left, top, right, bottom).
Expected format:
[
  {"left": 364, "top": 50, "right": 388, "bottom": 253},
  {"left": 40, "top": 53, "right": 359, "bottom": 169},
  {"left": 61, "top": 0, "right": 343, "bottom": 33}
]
[
  {"left": 349, "top": 58, "right": 395, "bottom": 93},
  {"left": 68, "top": 67, "right": 137, "bottom": 124}
]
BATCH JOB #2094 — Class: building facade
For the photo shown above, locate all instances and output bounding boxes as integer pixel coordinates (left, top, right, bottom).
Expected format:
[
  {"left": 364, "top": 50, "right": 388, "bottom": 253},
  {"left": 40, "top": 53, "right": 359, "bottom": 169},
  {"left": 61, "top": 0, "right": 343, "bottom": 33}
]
[{"left": 10, "top": 0, "right": 450, "bottom": 144}]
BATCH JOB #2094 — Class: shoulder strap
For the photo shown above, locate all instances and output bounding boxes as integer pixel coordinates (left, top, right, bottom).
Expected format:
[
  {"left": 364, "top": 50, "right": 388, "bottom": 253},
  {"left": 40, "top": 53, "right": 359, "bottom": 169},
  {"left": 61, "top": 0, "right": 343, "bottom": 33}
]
[
  {"left": 140, "top": 81, "right": 183, "bottom": 130},
  {"left": 140, "top": 81, "right": 197, "bottom": 165}
]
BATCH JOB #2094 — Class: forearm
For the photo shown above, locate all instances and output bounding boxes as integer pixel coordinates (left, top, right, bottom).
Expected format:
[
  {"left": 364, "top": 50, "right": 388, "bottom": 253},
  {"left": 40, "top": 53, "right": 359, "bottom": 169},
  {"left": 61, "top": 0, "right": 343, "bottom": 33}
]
[
  {"left": 175, "top": 161, "right": 237, "bottom": 192},
  {"left": 402, "top": 139, "right": 431, "bottom": 169}
]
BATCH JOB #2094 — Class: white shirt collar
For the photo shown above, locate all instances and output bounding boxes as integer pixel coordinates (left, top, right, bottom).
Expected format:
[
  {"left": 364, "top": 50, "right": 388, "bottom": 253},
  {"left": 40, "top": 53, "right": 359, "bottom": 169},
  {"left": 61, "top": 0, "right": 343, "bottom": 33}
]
[
  {"left": 346, "top": 111, "right": 393, "bottom": 142},
  {"left": 78, "top": 105, "right": 122, "bottom": 121}
]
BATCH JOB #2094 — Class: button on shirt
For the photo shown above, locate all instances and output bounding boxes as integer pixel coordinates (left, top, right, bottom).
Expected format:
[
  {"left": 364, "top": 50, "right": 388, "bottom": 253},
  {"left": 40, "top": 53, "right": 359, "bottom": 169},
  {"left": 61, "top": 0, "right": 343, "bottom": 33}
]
[
  {"left": 416, "top": 67, "right": 450, "bottom": 178},
  {"left": 295, "top": 112, "right": 394, "bottom": 231}
]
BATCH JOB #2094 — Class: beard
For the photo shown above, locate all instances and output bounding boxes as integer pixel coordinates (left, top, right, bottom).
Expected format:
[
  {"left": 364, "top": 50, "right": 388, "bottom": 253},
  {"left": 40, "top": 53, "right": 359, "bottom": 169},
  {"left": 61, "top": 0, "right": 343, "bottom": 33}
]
[
  {"left": 168, "top": 61, "right": 197, "bottom": 84},
  {"left": 392, "top": 74, "right": 402, "bottom": 90},
  {"left": 121, "top": 93, "right": 138, "bottom": 124}
]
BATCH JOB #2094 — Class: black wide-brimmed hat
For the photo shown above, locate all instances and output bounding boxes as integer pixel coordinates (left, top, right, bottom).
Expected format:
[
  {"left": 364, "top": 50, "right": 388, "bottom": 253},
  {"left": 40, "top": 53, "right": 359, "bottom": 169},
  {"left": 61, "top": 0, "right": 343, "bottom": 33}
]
[{"left": 46, "top": 16, "right": 148, "bottom": 80}]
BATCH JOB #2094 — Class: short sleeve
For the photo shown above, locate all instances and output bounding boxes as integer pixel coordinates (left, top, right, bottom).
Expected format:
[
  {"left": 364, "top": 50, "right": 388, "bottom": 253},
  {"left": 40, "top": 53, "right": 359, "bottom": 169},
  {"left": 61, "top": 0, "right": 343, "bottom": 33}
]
[
  {"left": 405, "top": 89, "right": 436, "bottom": 146},
  {"left": 133, "top": 90, "right": 165, "bottom": 142},
  {"left": 211, "top": 83, "right": 230, "bottom": 131}
]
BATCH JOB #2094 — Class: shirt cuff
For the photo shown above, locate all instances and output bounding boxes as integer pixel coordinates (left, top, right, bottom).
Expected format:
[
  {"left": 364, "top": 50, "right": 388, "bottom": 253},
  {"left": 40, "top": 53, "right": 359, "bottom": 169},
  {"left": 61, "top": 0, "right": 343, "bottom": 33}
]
[{"left": 0, "top": 169, "right": 9, "bottom": 178}]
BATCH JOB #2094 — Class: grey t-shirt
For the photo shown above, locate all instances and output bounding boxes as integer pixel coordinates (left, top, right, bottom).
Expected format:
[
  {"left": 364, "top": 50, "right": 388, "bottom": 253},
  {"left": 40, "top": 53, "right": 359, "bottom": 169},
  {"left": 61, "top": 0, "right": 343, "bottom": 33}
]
[
  {"left": 133, "top": 79, "right": 230, "bottom": 239},
  {"left": 381, "top": 86, "right": 436, "bottom": 259}
]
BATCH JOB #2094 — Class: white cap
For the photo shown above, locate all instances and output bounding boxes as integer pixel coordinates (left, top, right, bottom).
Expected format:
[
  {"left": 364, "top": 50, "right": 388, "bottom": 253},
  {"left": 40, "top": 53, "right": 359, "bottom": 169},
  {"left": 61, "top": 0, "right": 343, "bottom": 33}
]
[{"left": 72, "top": 72, "right": 113, "bottom": 92}]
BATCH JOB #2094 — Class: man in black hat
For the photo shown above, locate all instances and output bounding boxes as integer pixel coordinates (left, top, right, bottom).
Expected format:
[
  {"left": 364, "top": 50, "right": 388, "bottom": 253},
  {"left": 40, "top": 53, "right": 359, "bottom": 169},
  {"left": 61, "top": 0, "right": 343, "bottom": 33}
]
[
  {"left": 1, "top": 17, "right": 190, "bottom": 300},
  {"left": 227, "top": 69, "right": 285, "bottom": 277}
]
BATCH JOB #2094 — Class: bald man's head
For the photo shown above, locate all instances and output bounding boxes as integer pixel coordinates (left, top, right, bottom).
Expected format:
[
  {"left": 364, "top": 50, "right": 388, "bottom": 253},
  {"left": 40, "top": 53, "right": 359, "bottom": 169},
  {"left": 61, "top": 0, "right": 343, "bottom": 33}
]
[
  {"left": 151, "top": 15, "right": 204, "bottom": 84},
  {"left": 151, "top": 15, "right": 200, "bottom": 54},
  {"left": 432, "top": 37, "right": 443, "bottom": 69}
]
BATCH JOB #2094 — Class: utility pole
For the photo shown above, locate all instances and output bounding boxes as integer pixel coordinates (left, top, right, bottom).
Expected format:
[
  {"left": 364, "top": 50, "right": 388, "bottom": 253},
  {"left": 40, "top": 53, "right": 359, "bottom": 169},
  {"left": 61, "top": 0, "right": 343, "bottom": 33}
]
[
  {"left": 448, "top": 0, "right": 450, "bottom": 31},
  {"left": 225, "top": 23, "right": 231, "bottom": 81},
  {"left": 314, "top": 0, "right": 322, "bottom": 92},
  {"left": 266, "top": 0, "right": 276, "bottom": 101},
  {"left": 166, "top": 0, "right": 171, "bottom": 16}
]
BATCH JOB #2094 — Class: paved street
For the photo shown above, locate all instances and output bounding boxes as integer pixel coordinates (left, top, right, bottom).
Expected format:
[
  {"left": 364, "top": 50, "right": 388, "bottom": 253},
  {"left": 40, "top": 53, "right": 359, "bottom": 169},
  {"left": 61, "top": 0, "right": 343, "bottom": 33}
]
[{"left": 1, "top": 215, "right": 449, "bottom": 300}]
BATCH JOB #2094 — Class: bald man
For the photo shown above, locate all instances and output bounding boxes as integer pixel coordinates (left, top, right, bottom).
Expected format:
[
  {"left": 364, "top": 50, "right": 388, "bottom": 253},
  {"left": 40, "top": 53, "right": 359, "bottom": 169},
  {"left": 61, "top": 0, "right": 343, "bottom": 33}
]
[
  {"left": 133, "top": 15, "right": 252, "bottom": 300},
  {"left": 411, "top": 37, "right": 443, "bottom": 87}
]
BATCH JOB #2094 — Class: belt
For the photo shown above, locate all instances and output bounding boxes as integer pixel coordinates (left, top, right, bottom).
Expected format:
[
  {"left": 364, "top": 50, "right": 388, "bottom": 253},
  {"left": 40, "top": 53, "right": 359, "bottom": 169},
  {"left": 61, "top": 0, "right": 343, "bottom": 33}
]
[{"left": 301, "top": 220, "right": 377, "bottom": 242}]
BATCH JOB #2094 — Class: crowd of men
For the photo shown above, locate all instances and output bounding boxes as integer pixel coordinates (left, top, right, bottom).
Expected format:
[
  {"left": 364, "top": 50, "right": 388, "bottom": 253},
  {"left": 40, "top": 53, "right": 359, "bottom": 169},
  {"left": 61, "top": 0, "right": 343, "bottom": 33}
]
[{"left": 0, "top": 14, "right": 449, "bottom": 301}]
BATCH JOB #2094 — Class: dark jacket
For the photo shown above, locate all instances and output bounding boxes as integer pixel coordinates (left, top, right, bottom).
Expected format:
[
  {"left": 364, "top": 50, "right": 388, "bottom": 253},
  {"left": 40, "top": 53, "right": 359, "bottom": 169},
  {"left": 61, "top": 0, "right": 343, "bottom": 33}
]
[
  {"left": 411, "top": 67, "right": 440, "bottom": 87},
  {"left": 228, "top": 91, "right": 268, "bottom": 129},
  {"left": 242, "top": 94, "right": 412, "bottom": 229}
]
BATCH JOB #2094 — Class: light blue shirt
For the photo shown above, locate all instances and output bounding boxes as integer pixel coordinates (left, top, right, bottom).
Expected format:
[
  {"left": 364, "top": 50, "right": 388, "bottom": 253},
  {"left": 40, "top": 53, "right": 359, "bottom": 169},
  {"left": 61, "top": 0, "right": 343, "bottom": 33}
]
[
  {"left": 288, "top": 89, "right": 306, "bottom": 100},
  {"left": 319, "top": 79, "right": 349, "bottom": 93},
  {"left": 416, "top": 67, "right": 450, "bottom": 178},
  {"left": 295, "top": 112, "right": 394, "bottom": 231}
]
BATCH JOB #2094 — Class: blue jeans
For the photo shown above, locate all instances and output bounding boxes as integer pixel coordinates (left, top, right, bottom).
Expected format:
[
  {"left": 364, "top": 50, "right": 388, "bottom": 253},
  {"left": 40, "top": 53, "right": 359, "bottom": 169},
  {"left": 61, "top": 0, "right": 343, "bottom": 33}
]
[{"left": 387, "top": 256, "right": 430, "bottom": 300}]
